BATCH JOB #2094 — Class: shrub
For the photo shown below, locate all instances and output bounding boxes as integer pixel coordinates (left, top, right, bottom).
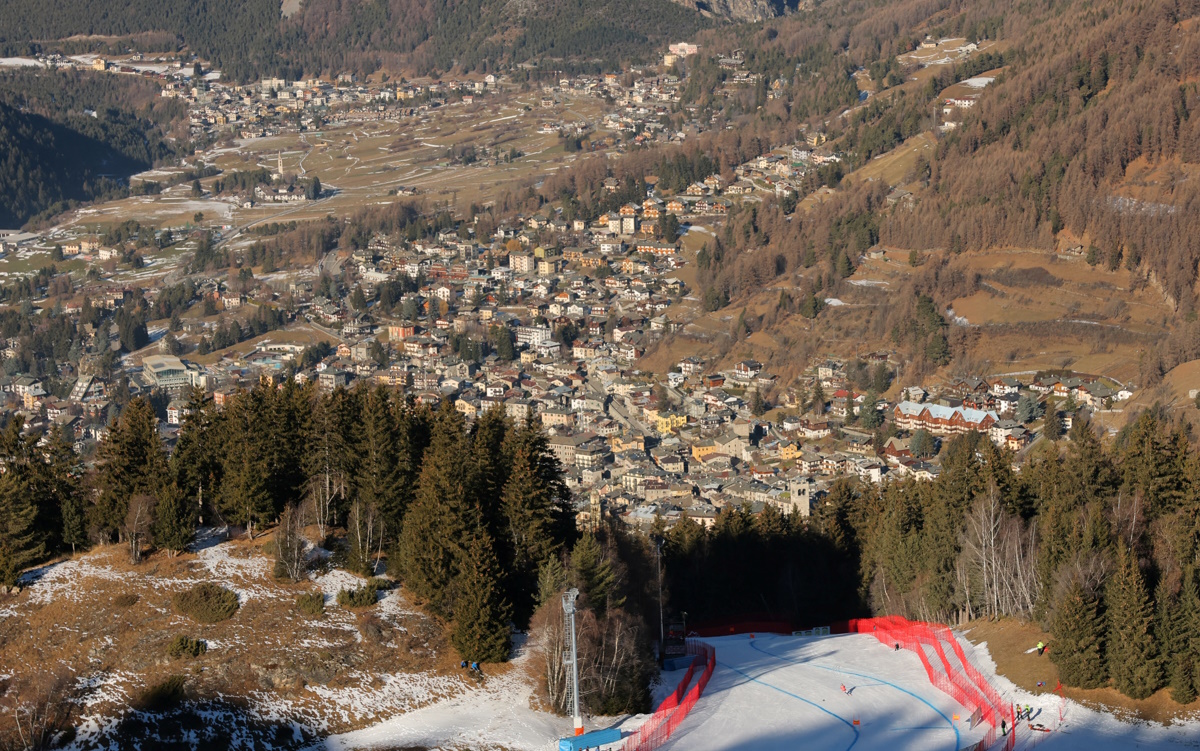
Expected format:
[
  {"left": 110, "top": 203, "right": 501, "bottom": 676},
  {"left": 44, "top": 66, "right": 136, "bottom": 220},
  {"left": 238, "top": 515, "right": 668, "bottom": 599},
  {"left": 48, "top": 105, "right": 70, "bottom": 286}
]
[
  {"left": 296, "top": 592, "right": 325, "bottom": 617},
  {"left": 173, "top": 583, "right": 239, "bottom": 624},
  {"left": 166, "top": 635, "right": 207, "bottom": 660},
  {"left": 137, "top": 675, "right": 186, "bottom": 711},
  {"left": 337, "top": 584, "right": 379, "bottom": 608},
  {"left": 113, "top": 593, "right": 139, "bottom": 608}
]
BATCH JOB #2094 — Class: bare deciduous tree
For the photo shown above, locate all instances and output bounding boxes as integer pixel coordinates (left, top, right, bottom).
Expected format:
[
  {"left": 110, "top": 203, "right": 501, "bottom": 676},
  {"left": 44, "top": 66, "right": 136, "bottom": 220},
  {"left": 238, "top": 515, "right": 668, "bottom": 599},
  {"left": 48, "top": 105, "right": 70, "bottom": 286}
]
[
  {"left": 274, "top": 503, "right": 309, "bottom": 581},
  {"left": 0, "top": 669, "right": 80, "bottom": 750},
  {"left": 123, "top": 493, "right": 156, "bottom": 565}
]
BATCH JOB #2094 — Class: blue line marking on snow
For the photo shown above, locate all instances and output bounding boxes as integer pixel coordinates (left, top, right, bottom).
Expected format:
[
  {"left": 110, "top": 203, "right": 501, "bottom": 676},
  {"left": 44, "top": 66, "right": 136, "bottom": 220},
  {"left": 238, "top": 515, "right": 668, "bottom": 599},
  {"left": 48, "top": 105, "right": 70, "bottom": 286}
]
[
  {"left": 716, "top": 659, "right": 860, "bottom": 751},
  {"left": 749, "top": 637, "right": 962, "bottom": 751}
]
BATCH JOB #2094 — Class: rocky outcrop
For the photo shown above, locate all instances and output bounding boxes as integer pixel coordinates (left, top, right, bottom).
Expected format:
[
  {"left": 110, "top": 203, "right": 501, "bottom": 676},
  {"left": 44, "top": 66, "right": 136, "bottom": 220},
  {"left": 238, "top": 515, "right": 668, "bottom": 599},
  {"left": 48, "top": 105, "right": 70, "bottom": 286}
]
[{"left": 669, "top": 0, "right": 795, "bottom": 22}]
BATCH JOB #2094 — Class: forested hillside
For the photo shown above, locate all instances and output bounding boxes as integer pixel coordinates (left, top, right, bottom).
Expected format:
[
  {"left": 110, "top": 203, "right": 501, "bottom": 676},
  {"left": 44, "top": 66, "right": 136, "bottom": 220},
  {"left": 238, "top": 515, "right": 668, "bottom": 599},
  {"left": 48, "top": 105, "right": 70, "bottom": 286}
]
[
  {"left": 0, "top": 69, "right": 183, "bottom": 227},
  {"left": 529, "top": 0, "right": 1200, "bottom": 388},
  {"left": 0, "top": 0, "right": 711, "bottom": 80}
]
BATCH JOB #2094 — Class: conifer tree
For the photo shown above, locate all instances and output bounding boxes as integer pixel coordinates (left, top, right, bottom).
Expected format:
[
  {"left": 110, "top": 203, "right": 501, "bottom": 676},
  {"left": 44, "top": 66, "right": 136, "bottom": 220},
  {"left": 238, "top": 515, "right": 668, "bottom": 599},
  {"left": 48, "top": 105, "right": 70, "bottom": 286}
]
[
  {"left": 1044, "top": 408, "right": 1063, "bottom": 442},
  {"left": 1105, "top": 543, "right": 1161, "bottom": 698},
  {"left": 171, "top": 387, "right": 220, "bottom": 517},
  {"left": 571, "top": 532, "right": 621, "bottom": 616},
  {"left": 399, "top": 401, "right": 478, "bottom": 617},
  {"left": 809, "top": 381, "right": 826, "bottom": 415},
  {"left": 354, "top": 386, "right": 401, "bottom": 541},
  {"left": 536, "top": 555, "right": 568, "bottom": 607},
  {"left": 1050, "top": 580, "right": 1107, "bottom": 688},
  {"left": 472, "top": 404, "right": 512, "bottom": 537},
  {"left": 501, "top": 432, "right": 572, "bottom": 623},
  {"left": 304, "top": 388, "right": 353, "bottom": 540},
  {"left": 42, "top": 425, "right": 79, "bottom": 554},
  {"left": 1170, "top": 570, "right": 1199, "bottom": 703},
  {"left": 451, "top": 528, "right": 512, "bottom": 663},
  {"left": 94, "top": 397, "right": 168, "bottom": 541},
  {"left": 153, "top": 480, "right": 196, "bottom": 556},
  {"left": 217, "top": 391, "right": 274, "bottom": 538},
  {"left": 0, "top": 421, "right": 44, "bottom": 589}
]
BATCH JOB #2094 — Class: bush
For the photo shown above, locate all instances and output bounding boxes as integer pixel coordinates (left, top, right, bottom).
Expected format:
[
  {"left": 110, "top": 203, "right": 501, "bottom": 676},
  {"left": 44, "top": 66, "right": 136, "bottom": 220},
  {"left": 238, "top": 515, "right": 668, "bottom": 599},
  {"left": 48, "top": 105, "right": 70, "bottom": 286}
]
[
  {"left": 337, "top": 584, "right": 379, "bottom": 608},
  {"left": 166, "top": 635, "right": 207, "bottom": 660},
  {"left": 296, "top": 592, "right": 326, "bottom": 617},
  {"left": 173, "top": 583, "right": 239, "bottom": 624},
  {"left": 137, "top": 675, "right": 186, "bottom": 711},
  {"left": 113, "top": 593, "right": 139, "bottom": 608}
]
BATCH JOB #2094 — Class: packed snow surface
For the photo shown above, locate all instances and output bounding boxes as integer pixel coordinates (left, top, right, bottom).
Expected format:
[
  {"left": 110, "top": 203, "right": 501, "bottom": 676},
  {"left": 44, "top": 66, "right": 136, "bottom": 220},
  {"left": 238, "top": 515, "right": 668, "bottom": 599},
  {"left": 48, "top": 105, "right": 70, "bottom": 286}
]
[
  {"left": 316, "top": 630, "right": 1200, "bottom": 750},
  {"left": 662, "top": 633, "right": 1200, "bottom": 751}
]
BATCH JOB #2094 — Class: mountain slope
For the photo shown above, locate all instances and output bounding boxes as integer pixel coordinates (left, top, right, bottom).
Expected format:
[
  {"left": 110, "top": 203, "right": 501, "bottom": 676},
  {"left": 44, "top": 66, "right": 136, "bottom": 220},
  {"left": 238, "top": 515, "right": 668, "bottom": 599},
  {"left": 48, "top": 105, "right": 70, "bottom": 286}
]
[
  {"left": 0, "top": 0, "right": 714, "bottom": 80},
  {"left": 0, "top": 69, "right": 181, "bottom": 227}
]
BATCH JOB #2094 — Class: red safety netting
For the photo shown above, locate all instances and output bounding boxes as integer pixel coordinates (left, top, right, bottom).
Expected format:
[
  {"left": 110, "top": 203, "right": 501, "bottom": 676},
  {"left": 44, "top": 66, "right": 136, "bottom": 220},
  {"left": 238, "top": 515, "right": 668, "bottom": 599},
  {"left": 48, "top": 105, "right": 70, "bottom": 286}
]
[
  {"left": 619, "top": 639, "right": 716, "bottom": 751},
  {"left": 848, "top": 616, "right": 1016, "bottom": 751}
]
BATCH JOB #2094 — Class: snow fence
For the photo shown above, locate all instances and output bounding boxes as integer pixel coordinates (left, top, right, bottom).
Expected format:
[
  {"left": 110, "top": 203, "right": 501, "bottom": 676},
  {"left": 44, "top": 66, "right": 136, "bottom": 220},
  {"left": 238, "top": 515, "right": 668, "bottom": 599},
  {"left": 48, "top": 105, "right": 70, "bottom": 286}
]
[
  {"left": 619, "top": 639, "right": 715, "bottom": 751},
  {"left": 847, "top": 616, "right": 1016, "bottom": 751}
]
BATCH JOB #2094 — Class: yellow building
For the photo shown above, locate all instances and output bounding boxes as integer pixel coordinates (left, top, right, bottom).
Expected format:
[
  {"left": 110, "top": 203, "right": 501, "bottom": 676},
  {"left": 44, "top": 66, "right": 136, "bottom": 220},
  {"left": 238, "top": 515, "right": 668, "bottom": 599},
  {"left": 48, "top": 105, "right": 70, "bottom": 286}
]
[
  {"left": 655, "top": 413, "right": 688, "bottom": 435},
  {"left": 691, "top": 438, "right": 718, "bottom": 462}
]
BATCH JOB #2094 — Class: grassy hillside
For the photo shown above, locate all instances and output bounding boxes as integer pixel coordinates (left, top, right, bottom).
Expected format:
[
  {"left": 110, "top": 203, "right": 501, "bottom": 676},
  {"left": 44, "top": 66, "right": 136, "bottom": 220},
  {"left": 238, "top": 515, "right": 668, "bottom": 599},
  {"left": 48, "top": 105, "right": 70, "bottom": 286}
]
[{"left": 0, "top": 531, "right": 465, "bottom": 748}]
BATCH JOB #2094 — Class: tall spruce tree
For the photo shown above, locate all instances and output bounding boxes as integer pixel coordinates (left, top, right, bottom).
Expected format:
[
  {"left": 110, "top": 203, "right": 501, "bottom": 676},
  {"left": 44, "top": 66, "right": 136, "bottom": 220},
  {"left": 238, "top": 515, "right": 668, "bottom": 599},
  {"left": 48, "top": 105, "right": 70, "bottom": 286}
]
[
  {"left": 171, "top": 388, "right": 221, "bottom": 521},
  {"left": 1170, "top": 570, "right": 1200, "bottom": 703},
  {"left": 451, "top": 527, "right": 512, "bottom": 662},
  {"left": 354, "top": 386, "right": 401, "bottom": 544},
  {"left": 42, "top": 425, "right": 79, "bottom": 554},
  {"left": 0, "top": 421, "right": 44, "bottom": 589},
  {"left": 153, "top": 480, "right": 196, "bottom": 556},
  {"left": 1050, "top": 580, "right": 1107, "bottom": 688},
  {"left": 472, "top": 404, "right": 512, "bottom": 538},
  {"left": 399, "top": 401, "right": 479, "bottom": 617},
  {"left": 217, "top": 391, "right": 275, "bottom": 538},
  {"left": 571, "top": 532, "right": 621, "bottom": 616},
  {"left": 1105, "top": 543, "right": 1161, "bottom": 698},
  {"left": 501, "top": 429, "right": 572, "bottom": 624},
  {"left": 94, "top": 397, "right": 168, "bottom": 542}
]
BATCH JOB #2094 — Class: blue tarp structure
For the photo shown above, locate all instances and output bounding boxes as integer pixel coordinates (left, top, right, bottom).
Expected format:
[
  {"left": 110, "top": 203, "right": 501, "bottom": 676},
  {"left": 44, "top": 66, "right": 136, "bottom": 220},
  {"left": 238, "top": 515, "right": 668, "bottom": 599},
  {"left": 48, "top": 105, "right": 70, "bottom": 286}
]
[{"left": 558, "top": 727, "right": 622, "bottom": 751}]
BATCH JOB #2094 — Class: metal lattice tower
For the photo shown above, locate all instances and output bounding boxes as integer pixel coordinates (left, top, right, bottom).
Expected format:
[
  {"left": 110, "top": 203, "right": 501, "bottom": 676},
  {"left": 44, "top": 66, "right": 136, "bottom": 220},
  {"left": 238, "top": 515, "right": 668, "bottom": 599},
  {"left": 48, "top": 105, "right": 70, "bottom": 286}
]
[{"left": 562, "top": 588, "right": 583, "bottom": 735}]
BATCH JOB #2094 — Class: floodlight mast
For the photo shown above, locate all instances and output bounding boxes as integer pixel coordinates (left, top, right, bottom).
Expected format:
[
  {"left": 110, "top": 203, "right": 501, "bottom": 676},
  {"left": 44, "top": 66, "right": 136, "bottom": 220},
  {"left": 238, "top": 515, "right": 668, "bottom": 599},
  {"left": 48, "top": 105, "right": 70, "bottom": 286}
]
[{"left": 562, "top": 587, "right": 583, "bottom": 736}]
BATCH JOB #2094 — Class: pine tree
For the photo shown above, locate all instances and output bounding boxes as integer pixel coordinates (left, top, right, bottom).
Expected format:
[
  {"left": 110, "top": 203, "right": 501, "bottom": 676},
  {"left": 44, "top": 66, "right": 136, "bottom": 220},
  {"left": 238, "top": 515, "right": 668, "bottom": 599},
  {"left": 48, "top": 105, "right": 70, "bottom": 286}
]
[
  {"left": 472, "top": 404, "right": 512, "bottom": 539},
  {"left": 354, "top": 386, "right": 401, "bottom": 543},
  {"left": 536, "top": 555, "right": 568, "bottom": 607},
  {"left": 1105, "top": 543, "right": 1161, "bottom": 698},
  {"left": 217, "top": 391, "right": 275, "bottom": 538},
  {"left": 571, "top": 533, "right": 621, "bottom": 616},
  {"left": 451, "top": 528, "right": 512, "bottom": 663},
  {"left": 399, "top": 401, "right": 478, "bottom": 617},
  {"left": 1044, "top": 408, "right": 1063, "bottom": 442},
  {"left": 750, "top": 389, "right": 766, "bottom": 416},
  {"left": 94, "top": 397, "right": 168, "bottom": 542},
  {"left": 153, "top": 481, "right": 196, "bottom": 556},
  {"left": 809, "top": 381, "right": 826, "bottom": 415},
  {"left": 1051, "top": 580, "right": 1107, "bottom": 688},
  {"left": 171, "top": 388, "right": 220, "bottom": 517},
  {"left": 0, "top": 422, "right": 44, "bottom": 589},
  {"left": 41, "top": 425, "right": 79, "bottom": 554},
  {"left": 501, "top": 430, "right": 572, "bottom": 623},
  {"left": 1170, "top": 570, "right": 1200, "bottom": 703}
]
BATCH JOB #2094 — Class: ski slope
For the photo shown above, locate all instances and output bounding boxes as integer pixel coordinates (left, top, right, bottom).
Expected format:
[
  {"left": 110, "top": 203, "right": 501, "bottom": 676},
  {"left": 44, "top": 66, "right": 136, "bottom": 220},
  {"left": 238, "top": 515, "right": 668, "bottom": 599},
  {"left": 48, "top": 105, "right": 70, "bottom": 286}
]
[
  {"left": 659, "top": 632, "right": 1200, "bottom": 751},
  {"left": 662, "top": 633, "right": 984, "bottom": 751}
]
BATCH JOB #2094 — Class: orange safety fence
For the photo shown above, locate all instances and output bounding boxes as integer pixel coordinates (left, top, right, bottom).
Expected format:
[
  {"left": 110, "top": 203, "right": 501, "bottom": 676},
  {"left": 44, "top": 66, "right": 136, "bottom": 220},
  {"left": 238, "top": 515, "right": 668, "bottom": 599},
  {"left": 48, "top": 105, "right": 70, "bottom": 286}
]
[
  {"left": 848, "top": 616, "right": 1016, "bottom": 751},
  {"left": 619, "top": 639, "right": 716, "bottom": 751}
]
